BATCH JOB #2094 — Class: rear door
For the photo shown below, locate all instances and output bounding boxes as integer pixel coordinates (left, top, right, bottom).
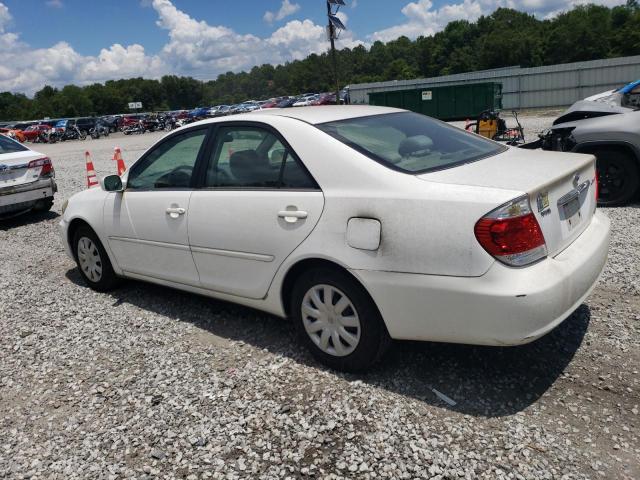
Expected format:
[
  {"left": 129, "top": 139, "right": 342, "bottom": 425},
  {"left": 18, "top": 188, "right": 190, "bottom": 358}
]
[{"left": 188, "top": 123, "right": 324, "bottom": 299}]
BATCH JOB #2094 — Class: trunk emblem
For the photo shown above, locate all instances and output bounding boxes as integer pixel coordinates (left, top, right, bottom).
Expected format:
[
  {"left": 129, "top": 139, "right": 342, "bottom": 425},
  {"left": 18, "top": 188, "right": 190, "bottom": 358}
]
[
  {"left": 537, "top": 191, "right": 551, "bottom": 216},
  {"left": 573, "top": 173, "right": 580, "bottom": 188},
  {"left": 0, "top": 164, "right": 7, "bottom": 172}
]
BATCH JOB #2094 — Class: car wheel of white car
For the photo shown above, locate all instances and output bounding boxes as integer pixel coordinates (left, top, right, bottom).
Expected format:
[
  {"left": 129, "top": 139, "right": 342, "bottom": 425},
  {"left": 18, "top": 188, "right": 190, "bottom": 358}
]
[
  {"left": 73, "top": 225, "right": 119, "bottom": 292},
  {"left": 291, "top": 268, "right": 390, "bottom": 372}
]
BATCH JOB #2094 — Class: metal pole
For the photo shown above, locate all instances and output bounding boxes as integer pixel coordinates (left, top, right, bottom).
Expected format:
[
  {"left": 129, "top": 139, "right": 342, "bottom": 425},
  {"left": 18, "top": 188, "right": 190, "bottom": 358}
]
[{"left": 327, "top": 2, "right": 340, "bottom": 105}]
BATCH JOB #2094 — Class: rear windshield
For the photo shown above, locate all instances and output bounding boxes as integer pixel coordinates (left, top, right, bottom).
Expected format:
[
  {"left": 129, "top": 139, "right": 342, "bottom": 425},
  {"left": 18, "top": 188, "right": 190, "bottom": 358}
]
[
  {"left": 317, "top": 112, "right": 505, "bottom": 173},
  {"left": 0, "top": 134, "right": 28, "bottom": 153}
]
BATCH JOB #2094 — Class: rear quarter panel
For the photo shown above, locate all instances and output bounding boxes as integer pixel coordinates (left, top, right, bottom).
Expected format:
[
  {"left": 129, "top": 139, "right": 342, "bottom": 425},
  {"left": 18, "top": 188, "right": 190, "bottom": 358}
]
[{"left": 266, "top": 116, "right": 518, "bottom": 278}]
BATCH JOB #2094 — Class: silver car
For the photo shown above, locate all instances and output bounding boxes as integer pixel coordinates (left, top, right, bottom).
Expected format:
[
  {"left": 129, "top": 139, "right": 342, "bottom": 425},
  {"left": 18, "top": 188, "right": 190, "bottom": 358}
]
[{"left": 528, "top": 80, "right": 640, "bottom": 206}]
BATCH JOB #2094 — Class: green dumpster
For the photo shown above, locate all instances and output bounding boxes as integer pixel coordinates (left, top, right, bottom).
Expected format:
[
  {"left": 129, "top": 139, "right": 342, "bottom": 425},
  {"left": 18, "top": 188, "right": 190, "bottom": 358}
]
[{"left": 368, "top": 82, "right": 502, "bottom": 120}]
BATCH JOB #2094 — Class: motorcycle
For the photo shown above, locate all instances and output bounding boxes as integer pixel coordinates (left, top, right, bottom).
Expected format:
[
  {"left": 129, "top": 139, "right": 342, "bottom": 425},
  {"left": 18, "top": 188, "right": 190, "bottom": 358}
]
[
  {"left": 60, "top": 125, "right": 86, "bottom": 141},
  {"left": 90, "top": 123, "right": 110, "bottom": 139},
  {"left": 123, "top": 121, "right": 146, "bottom": 135}
]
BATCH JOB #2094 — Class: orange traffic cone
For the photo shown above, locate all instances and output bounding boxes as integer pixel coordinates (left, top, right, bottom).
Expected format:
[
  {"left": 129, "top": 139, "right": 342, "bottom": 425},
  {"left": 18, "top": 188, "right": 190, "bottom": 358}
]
[
  {"left": 113, "top": 147, "right": 126, "bottom": 176},
  {"left": 85, "top": 151, "right": 99, "bottom": 189}
]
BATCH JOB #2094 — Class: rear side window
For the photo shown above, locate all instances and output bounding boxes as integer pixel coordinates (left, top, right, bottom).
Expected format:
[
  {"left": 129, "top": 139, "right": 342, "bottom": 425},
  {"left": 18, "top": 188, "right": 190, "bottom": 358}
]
[
  {"left": 0, "top": 134, "right": 28, "bottom": 153},
  {"left": 204, "top": 126, "right": 317, "bottom": 189},
  {"left": 317, "top": 112, "right": 505, "bottom": 173}
]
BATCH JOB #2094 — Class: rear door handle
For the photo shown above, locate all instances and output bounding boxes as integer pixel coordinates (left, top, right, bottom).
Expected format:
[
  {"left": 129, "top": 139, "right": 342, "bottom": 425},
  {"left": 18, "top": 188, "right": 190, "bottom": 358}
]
[
  {"left": 166, "top": 207, "right": 186, "bottom": 218},
  {"left": 278, "top": 210, "right": 308, "bottom": 223}
]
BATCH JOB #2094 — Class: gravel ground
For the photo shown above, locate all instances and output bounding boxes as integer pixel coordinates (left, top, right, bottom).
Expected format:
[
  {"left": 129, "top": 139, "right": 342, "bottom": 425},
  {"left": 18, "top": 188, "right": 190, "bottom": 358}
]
[{"left": 1, "top": 117, "right": 639, "bottom": 479}]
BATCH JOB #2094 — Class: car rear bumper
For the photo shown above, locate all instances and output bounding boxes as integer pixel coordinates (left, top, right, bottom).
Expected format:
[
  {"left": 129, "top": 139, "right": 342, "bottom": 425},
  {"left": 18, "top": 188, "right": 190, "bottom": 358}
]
[
  {"left": 352, "top": 210, "right": 610, "bottom": 346},
  {"left": 0, "top": 178, "right": 56, "bottom": 214}
]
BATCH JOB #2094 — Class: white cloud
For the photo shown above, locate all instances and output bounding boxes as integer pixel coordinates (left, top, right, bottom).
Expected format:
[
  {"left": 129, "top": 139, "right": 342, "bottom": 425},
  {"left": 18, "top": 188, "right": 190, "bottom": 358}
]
[
  {"left": 46, "top": 0, "right": 63, "bottom": 8},
  {"left": 371, "top": 0, "right": 627, "bottom": 42},
  {"left": 0, "top": 2, "right": 10, "bottom": 30},
  {"left": 152, "top": 0, "right": 360, "bottom": 74},
  {"left": 263, "top": 0, "right": 301, "bottom": 24},
  {"left": 0, "top": 0, "right": 363, "bottom": 94}
]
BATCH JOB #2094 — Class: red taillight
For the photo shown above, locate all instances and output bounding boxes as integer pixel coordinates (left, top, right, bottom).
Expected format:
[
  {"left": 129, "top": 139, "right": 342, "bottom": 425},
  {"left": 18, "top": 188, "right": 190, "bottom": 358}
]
[
  {"left": 594, "top": 172, "right": 599, "bottom": 201},
  {"left": 28, "top": 157, "right": 53, "bottom": 177},
  {"left": 475, "top": 196, "right": 547, "bottom": 267}
]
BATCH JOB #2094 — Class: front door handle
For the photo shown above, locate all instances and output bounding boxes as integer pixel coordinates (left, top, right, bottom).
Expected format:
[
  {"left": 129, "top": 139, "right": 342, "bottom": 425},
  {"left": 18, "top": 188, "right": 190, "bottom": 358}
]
[
  {"left": 278, "top": 209, "right": 308, "bottom": 223},
  {"left": 166, "top": 206, "right": 186, "bottom": 219}
]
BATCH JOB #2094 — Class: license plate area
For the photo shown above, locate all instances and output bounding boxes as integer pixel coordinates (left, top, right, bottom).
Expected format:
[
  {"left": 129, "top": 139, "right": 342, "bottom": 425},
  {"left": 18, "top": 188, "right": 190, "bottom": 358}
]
[{"left": 560, "top": 195, "right": 582, "bottom": 231}]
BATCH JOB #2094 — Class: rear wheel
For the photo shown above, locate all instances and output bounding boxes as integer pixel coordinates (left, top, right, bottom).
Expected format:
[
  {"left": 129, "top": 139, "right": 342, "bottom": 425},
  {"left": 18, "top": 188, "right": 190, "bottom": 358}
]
[
  {"left": 595, "top": 149, "right": 639, "bottom": 207},
  {"left": 73, "top": 225, "right": 119, "bottom": 291},
  {"left": 291, "top": 268, "right": 390, "bottom": 372}
]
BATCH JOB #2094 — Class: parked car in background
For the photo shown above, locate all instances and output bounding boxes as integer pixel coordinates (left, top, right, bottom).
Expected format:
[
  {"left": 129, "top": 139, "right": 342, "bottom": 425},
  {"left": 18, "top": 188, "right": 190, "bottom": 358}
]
[
  {"left": 59, "top": 106, "right": 609, "bottom": 371},
  {"left": 100, "top": 116, "right": 123, "bottom": 133},
  {"left": 293, "top": 94, "right": 319, "bottom": 107},
  {"left": 75, "top": 117, "right": 97, "bottom": 135},
  {"left": 276, "top": 98, "right": 297, "bottom": 108},
  {"left": 213, "top": 105, "right": 231, "bottom": 117},
  {"left": 54, "top": 119, "right": 76, "bottom": 133},
  {"left": 1, "top": 134, "right": 56, "bottom": 217},
  {"left": 22, "top": 124, "right": 52, "bottom": 142},
  {"left": 313, "top": 93, "right": 338, "bottom": 105},
  {"left": 0, "top": 127, "right": 27, "bottom": 143}
]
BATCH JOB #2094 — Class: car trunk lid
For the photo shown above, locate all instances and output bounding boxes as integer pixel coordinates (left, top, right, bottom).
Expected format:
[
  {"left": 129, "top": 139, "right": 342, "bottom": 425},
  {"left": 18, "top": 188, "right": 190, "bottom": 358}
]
[
  {"left": 0, "top": 151, "right": 47, "bottom": 189},
  {"left": 417, "top": 147, "right": 597, "bottom": 257}
]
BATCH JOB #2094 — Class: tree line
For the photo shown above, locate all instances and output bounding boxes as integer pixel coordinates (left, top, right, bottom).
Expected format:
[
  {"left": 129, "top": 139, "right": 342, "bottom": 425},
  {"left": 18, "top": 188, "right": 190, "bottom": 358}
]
[{"left": 1, "top": 3, "right": 639, "bottom": 121}]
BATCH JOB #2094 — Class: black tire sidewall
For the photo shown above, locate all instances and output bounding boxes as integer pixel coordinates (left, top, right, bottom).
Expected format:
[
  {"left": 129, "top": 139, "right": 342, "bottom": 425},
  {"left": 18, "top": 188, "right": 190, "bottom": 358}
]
[
  {"left": 73, "top": 226, "right": 119, "bottom": 292},
  {"left": 291, "top": 268, "right": 388, "bottom": 372},
  {"left": 596, "top": 150, "right": 639, "bottom": 207}
]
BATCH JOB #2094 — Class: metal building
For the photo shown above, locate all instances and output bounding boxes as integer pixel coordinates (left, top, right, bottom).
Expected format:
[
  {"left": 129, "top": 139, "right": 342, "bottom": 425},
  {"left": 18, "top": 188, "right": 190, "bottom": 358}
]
[{"left": 347, "top": 55, "right": 640, "bottom": 110}]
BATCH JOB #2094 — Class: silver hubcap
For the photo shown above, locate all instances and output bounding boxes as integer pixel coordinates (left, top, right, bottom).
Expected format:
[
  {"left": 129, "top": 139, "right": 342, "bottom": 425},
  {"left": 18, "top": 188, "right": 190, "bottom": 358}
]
[
  {"left": 301, "top": 284, "right": 361, "bottom": 357},
  {"left": 77, "top": 237, "right": 102, "bottom": 283}
]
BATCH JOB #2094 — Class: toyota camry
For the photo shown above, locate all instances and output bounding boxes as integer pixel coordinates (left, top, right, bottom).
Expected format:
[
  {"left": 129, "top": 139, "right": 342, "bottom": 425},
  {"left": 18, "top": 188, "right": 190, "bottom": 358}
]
[{"left": 59, "top": 106, "right": 610, "bottom": 371}]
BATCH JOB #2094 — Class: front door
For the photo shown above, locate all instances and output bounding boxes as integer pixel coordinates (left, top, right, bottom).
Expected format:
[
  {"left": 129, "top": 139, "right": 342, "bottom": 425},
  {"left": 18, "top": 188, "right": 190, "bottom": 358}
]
[
  {"left": 104, "top": 127, "right": 208, "bottom": 285},
  {"left": 188, "top": 124, "right": 324, "bottom": 299}
]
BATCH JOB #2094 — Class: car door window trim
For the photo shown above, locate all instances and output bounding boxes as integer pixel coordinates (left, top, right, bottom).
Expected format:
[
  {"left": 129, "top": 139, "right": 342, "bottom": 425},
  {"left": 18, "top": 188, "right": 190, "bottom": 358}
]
[
  {"left": 126, "top": 126, "right": 211, "bottom": 192},
  {"left": 194, "top": 121, "right": 320, "bottom": 191}
]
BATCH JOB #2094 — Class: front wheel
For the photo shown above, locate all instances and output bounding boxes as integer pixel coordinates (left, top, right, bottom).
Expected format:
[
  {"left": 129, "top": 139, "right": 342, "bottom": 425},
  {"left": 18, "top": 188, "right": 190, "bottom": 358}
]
[
  {"left": 596, "top": 149, "right": 639, "bottom": 207},
  {"left": 291, "top": 268, "right": 390, "bottom": 372},
  {"left": 73, "top": 225, "right": 119, "bottom": 291}
]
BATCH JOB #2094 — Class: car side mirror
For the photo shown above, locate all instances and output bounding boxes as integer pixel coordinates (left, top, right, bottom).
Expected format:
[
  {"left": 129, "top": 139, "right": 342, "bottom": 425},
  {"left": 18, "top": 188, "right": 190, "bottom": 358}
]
[{"left": 101, "top": 174, "right": 124, "bottom": 192}]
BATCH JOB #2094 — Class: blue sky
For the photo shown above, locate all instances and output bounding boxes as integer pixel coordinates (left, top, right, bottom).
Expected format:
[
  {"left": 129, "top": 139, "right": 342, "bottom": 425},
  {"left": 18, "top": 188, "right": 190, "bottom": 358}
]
[
  {"left": 0, "top": 0, "right": 626, "bottom": 94},
  {"left": 3, "top": 0, "right": 408, "bottom": 55}
]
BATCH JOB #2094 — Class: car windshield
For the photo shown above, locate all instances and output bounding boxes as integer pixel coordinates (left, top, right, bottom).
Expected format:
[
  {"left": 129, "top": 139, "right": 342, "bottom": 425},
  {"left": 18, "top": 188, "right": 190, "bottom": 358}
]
[
  {"left": 0, "top": 134, "right": 28, "bottom": 153},
  {"left": 317, "top": 112, "right": 505, "bottom": 173}
]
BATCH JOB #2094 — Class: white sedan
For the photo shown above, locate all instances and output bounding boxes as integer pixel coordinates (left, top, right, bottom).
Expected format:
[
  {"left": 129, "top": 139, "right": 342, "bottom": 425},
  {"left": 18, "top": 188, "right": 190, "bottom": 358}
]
[
  {"left": 1, "top": 134, "right": 56, "bottom": 217},
  {"left": 59, "top": 106, "right": 610, "bottom": 371}
]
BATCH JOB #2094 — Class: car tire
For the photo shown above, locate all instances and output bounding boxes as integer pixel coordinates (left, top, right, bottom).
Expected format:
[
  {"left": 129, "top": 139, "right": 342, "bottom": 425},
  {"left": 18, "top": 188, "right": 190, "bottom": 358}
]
[
  {"left": 73, "top": 225, "right": 119, "bottom": 292},
  {"left": 33, "top": 197, "right": 54, "bottom": 212},
  {"left": 290, "top": 268, "right": 391, "bottom": 372},
  {"left": 595, "top": 149, "right": 640, "bottom": 207}
]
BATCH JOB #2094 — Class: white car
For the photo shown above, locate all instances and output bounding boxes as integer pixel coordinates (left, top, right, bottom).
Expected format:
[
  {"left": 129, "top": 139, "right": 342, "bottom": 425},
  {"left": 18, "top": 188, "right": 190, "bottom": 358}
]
[
  {"left": 0, "top": 134, "right": 56, "bottom": 217},
  {"left": 59, "top": 106, "right": 610, "bottom": 371},
  {"left": 293, "top": 95, "right": 318, "bottom": 107}
]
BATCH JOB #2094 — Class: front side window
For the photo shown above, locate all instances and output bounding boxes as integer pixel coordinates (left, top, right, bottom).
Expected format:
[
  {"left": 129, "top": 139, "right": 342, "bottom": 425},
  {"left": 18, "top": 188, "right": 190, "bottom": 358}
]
[
  {"left": 205, "top": 126, "right": 317, "bottom": 189},
  {"left": 317, "top": 112, "right": 505, "bottom": 173},
  {"left": 128, "top": 129, "right": 207, "bottom": 190}
]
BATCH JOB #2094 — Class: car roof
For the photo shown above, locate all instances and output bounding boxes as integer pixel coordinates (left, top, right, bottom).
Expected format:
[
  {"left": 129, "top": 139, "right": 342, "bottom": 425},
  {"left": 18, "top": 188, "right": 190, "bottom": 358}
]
[{"left": 242, "top": 105, "right": 404, "bottom": 125}]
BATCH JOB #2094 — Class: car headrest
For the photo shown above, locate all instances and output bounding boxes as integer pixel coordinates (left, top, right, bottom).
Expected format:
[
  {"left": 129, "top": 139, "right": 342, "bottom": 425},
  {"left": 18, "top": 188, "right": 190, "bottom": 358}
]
[{"left": 229, "top": 150, "right": 270, "bottom": 184}]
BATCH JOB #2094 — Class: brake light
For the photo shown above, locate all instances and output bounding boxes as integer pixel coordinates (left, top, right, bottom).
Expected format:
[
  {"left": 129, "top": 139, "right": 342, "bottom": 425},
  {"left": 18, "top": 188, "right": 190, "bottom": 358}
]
[
  {"left": 474, "top": 196, "right": 547, "bottom": 267},
  {"left": 594, "top": 172, "right": 599, "bottom": 202},
  {"left": 28, "top": 157, "right": 54, "bottom": 177}
]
